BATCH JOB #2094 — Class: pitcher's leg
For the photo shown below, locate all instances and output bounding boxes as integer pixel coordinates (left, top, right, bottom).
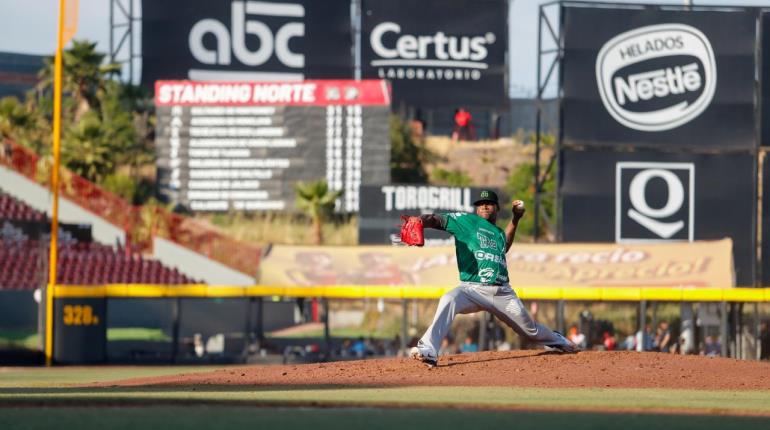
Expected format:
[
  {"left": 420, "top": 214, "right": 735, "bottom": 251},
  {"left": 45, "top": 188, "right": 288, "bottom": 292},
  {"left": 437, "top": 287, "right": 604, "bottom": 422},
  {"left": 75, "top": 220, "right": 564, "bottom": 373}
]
[
  {"left": 491, "top": 288, "right": 574, "bottom": 348},
  {"left": 416, "top": 286, "right": 482, "bottom": 359}
]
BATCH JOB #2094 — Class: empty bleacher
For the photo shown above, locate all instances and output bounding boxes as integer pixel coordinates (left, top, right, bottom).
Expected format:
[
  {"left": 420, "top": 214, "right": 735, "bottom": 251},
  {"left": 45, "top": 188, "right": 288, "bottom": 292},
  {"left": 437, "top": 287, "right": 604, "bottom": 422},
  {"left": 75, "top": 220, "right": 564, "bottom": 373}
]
[
  {"left": 0, "top": 191, "right": 45, "bottom": 221},
  {"left": 0, "top": 190, "right": 200, "bottom": 289}
]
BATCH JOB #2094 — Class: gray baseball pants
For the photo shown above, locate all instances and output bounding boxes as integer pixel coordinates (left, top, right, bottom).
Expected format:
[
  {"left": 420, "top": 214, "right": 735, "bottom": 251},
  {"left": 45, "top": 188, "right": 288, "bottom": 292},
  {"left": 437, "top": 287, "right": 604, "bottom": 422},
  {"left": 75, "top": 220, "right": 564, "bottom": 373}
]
[{"left": 416, "top": 282, "right": 568, "bottom": 359}]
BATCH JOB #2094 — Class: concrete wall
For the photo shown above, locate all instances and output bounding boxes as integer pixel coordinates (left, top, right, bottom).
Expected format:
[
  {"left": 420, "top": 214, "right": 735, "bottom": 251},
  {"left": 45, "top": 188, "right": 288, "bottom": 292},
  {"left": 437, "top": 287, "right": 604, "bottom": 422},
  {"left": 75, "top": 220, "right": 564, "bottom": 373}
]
[
  {"left": 0, "top": 291, "right": 38, "bottom": 330},
  {"left": 153, "top": 237, "right": 254, "bottom": 285},
  {"left": 0, "top": 165, "right": 125, "bottom": 245}
]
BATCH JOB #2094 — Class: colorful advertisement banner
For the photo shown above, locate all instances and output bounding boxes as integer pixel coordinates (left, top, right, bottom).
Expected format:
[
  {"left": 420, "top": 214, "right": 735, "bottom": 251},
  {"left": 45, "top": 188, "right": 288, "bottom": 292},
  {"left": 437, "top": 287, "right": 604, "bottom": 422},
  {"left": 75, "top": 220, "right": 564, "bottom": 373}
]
[{"left": 260, "top": 239, "right": 734, "bottom": 288}]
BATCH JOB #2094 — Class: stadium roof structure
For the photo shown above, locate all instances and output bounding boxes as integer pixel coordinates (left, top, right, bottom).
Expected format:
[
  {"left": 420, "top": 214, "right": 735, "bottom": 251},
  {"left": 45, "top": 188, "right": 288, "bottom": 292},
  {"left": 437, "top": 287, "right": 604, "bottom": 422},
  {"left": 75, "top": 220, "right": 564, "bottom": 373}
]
[{"left": 0, "top": 52, "right": 44, "bottom": 99}]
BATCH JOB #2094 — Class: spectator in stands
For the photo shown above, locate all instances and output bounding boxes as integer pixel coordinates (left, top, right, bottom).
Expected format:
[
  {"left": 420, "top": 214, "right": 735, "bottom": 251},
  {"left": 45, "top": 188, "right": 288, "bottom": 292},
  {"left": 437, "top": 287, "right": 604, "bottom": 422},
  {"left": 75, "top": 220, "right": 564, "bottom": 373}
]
[
  {"left": 452, "top": 108, "right": 475, "bottom": 142},
  {"left": 339, "top": 338, "right": 352, "bottom": 357},
  {"left": 439, "top": 337, "right": 456, "bottom": 356},
  {"left": 702, "top": 335, "right": 721, "bottom": 357},
  {"left": 410, "top": 109, "right": 426, "bottom": 141},
  {"left": 460, "top": 336, "right": 478, "bottom": 353},
  {"left": 602, "top": 331, "right": 616, "bottom": 351},
  {"left": 365, "top": 337, "right": 379, "bottom": 356},
  {"left": 635, "top": 324, "right": 654, "bottom": 352},
  {"left": 388, "top": 334, "right": 402, "bottom": 357},
  {"left": 568, "top": 325, "right": 587, "bottom": 350},
  {"left": 494, "top": 339, "right": 512, "bottom": 351},
  {"left": 620, "top": 333, "right": 636, "bottom": 351},
  {"left": 654, "top": 321, "right": 672, "bottom": 353},
  {"left": 350, "top": 336, "right": 367, "bottom": 358},
  {"left": 761, "top": 320, "right": 770, "bottom": 360}
]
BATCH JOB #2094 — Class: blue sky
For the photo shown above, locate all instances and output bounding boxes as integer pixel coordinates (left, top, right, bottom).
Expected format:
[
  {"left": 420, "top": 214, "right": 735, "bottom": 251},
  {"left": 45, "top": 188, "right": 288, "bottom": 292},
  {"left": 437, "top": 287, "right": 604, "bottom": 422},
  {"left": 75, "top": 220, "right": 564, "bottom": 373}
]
[{"left": 1, "top": 0, "right": 769, "bottom": 97}]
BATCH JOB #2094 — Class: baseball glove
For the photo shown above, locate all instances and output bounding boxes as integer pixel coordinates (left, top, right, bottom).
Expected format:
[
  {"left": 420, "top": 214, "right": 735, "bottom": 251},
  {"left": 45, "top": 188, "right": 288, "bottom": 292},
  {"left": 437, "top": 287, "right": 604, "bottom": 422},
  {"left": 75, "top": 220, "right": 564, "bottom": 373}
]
[{"left": 400, "top": 215, "right": 424, "bottom": 247}]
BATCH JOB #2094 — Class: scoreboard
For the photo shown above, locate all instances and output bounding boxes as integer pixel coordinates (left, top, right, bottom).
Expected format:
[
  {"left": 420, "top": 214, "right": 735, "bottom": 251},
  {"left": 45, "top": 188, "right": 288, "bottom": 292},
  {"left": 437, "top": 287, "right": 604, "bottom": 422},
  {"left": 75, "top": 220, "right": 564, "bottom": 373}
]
[{"left": 154, "top": 80, "right": 391, "bottom": 212}]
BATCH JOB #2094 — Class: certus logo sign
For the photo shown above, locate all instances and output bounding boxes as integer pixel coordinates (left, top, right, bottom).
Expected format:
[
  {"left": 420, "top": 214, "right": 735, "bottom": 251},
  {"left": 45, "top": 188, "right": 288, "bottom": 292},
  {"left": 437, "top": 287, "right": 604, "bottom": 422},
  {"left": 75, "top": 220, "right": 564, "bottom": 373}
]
[
  {"left": 188, "top": 1, "right": 305, "bottom": 80},
  {"left": 616, "top": 162, "right": 694, "bottom": 242},
  {"left": 369, "top": 22, "right": 497, "bottom": 81},
  {"left": 596, "top": 24, "right": 717, "bottom": 131}
]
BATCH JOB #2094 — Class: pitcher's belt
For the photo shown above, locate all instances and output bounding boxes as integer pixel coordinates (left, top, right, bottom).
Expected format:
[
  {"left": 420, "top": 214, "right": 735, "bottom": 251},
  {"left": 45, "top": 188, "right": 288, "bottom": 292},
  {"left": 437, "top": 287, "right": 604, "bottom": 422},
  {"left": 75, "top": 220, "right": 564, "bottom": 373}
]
[{"left": 460, "top": 281, "right": 505, "bottom": 287}]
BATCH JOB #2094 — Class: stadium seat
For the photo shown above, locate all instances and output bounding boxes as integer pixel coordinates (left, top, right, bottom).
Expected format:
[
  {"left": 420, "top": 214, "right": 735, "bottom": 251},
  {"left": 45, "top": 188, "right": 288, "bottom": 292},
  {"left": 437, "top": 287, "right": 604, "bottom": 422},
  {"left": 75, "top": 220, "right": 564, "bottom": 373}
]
[{"left": 0, "top": 190, "right": 201, "bottom": 290}]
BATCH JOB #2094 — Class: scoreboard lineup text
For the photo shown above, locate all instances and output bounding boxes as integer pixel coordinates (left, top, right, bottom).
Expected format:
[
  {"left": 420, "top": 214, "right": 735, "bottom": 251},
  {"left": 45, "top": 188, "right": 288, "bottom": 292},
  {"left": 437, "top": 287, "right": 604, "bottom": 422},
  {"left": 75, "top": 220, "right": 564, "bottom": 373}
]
[{"left": 154, "top": 80, "right": 391, "bottom": 212}]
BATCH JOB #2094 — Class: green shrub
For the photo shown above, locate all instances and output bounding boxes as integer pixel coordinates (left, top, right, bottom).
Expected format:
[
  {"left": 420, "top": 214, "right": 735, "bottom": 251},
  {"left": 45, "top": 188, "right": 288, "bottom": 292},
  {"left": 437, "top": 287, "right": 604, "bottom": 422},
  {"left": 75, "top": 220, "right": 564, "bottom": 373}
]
[{"left": 431, "top": 167, "right": 473, "bottom": 186}]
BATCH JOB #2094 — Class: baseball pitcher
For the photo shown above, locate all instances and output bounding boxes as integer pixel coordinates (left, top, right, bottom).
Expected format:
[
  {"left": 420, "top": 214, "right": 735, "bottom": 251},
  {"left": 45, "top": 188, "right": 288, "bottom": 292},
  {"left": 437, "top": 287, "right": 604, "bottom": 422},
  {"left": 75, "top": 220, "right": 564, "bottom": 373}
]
[{"left": 401, "top": 189, "right": 578, "bottom": 367}]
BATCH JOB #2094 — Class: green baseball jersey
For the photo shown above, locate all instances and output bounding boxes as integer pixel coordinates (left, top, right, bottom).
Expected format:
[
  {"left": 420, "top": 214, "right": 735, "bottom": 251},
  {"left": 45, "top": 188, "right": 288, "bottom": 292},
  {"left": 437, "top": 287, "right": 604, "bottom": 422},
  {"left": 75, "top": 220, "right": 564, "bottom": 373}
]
[{"left": 440, "top": 212, "right": 509, "bottom": 285}]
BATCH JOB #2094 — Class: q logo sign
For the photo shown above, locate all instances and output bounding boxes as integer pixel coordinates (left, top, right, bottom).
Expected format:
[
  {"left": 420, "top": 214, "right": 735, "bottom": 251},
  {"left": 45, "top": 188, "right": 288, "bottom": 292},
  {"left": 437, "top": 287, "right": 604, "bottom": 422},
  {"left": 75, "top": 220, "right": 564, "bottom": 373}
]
[
  {"left": 616, "top": 162, "right": 694, "bottom": 242},
  {"left": 596, "top": 24, "right": 716, "bottom": 131}
]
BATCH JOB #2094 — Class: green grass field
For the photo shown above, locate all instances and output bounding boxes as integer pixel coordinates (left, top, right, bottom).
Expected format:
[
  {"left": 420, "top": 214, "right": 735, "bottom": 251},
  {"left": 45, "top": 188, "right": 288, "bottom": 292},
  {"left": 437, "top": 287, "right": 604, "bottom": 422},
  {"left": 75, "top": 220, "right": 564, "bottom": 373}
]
[
  {"left": 0, "top": 330, "right": 39, "bottom": 349},
  {"left": 1, "top": 366, "right": 770, "bottom": 429}
]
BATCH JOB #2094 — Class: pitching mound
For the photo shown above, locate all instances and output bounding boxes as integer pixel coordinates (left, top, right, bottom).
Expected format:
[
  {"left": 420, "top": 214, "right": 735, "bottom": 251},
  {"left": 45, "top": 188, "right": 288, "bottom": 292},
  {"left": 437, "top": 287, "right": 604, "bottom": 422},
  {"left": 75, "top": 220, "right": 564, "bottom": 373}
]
[{"left": 105, "top": 350, "right": 770, "bottom": 390}]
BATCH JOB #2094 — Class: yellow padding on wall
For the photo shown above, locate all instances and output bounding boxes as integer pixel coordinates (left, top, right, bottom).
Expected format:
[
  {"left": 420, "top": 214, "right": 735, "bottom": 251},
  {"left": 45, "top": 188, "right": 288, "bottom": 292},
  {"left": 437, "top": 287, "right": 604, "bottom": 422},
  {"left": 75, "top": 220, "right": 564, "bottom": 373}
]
[{"left": 52, "top": 284, "right": 770, "bottom": 302}]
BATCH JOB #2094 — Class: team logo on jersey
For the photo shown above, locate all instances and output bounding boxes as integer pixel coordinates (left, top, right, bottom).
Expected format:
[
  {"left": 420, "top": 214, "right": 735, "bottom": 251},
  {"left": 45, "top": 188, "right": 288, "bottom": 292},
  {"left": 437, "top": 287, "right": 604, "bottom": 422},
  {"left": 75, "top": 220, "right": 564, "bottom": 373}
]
[
  {"left": 476, "top": 232, "right": 498, "bottom": 250},
  {"left": 478, "top": 268, "right": 495, "bottom": 283}
]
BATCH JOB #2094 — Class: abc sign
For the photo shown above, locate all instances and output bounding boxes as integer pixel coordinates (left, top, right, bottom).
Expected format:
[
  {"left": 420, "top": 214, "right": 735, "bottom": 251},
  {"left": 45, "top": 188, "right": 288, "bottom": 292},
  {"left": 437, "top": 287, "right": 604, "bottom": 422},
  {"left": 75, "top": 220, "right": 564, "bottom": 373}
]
[
  {"left": 616, "top": 162, "right": 694, "bottom": 242},
  {"left": 189, "top": 1, "right": 304, "bottom": 68}
]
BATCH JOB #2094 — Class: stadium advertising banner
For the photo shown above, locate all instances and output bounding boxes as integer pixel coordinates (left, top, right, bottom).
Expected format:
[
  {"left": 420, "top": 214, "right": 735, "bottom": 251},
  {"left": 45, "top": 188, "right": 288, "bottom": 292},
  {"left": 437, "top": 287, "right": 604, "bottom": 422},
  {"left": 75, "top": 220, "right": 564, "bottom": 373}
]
[
  {"left": 260, "top": 241, "right": 734, "bottom": 288},
  {"left": 561, "top": 6, "right": 757, "bottom": 149},
  {"left": 141, "top": 0, "right": 352, "bottom": 85},
  {"left": 361, "top": 0, "right": 508, "bottom": 107},
  {"left": 154, "top": 80, "right": 391, "bottom": 212},
  {"left": 358, "top": 184, "right": 491, "bottom": 245},
  {"left": 509, "top": 239, "right": 733, "bottom": 288},
  {"left": 560, "top": 149, "right": 755, "bottom": 286}
]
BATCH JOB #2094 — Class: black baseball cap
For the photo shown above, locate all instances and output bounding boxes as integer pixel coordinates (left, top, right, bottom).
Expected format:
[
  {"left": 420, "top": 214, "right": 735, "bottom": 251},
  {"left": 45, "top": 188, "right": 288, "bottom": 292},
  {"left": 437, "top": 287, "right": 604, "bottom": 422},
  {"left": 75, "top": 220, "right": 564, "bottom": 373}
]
[{"left": 473, "top": 189, "right": 499, "bottom": 206}]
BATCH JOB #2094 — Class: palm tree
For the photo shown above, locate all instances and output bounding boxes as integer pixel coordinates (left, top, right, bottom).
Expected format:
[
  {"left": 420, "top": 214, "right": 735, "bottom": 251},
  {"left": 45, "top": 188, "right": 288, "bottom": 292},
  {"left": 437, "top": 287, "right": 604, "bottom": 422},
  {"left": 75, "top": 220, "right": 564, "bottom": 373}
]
[
  {"left": 34, "top": 41, "right": 143, "bottom": 186},
  {"left": 37, "top": 40, "right": 121, "bottom": 122},
  {"left": 294, "top": 180, "right": 343, "bottom": 245},
  {"left": 61, "top": 111, "right": 114, "bottom": 182},
  {"left": 0, "top": 97, "right": 33, "bottom": 138},
  {"left": 0, "top": 96, "right": 49, "bottom": 154}
]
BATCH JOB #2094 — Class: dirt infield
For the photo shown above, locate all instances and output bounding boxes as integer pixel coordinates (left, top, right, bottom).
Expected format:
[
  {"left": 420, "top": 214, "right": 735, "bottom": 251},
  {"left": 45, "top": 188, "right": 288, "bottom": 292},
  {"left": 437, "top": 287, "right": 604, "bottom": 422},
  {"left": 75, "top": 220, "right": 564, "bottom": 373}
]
[{"left": 104, "top": 350, "right": 770, "bottom": 391}]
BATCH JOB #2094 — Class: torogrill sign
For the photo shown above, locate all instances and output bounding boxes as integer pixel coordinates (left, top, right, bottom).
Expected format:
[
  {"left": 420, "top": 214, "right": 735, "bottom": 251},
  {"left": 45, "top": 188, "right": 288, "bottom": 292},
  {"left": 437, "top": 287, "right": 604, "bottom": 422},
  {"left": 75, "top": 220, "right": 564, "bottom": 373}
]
[
  {"left": 358, "top": 185, "right": 491, "bottom": 245},
  {"left": 361, "top": 0, "right": 508, "bottom": 108},
  {"left": 561, "top": 6, "right": 757, "bottom": 150},
  {"left": 560, "top": 149, "right": 755, "bottom": 286},
  {"left": 141, "top": 0, "right": 352, "bottom": 85}
]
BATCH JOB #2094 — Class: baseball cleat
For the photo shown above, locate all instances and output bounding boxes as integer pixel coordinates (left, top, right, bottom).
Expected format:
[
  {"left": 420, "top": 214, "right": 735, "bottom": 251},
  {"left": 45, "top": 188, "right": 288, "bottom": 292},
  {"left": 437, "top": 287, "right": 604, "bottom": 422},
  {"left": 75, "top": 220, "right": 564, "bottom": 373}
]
[
  {"left": 545, "top": 331, "right": 580, "bottom": 353},
  {"left": 409, "top": 346, "right": 438, "bottom": 368}
]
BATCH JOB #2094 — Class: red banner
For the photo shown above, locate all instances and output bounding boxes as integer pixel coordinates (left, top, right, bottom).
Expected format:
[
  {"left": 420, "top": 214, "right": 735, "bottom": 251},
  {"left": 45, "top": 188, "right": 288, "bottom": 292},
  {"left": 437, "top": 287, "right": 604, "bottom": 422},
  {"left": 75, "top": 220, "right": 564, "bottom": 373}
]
[{"left": 155, "top": 80, "right": 391, "bottom": 106}]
